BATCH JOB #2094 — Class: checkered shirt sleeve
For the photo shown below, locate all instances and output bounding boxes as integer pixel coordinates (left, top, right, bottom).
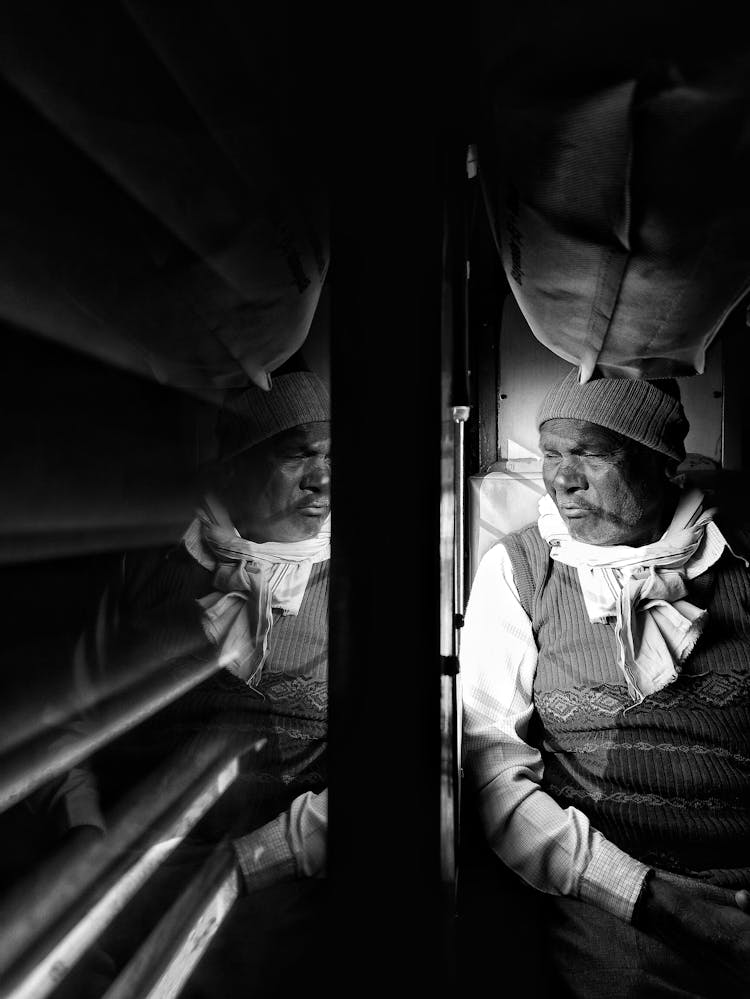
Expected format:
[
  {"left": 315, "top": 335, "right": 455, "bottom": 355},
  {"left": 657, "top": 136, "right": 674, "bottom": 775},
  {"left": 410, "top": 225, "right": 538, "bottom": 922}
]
[{"left": 233, "top": 789, "right": 327, "bottom": 893}]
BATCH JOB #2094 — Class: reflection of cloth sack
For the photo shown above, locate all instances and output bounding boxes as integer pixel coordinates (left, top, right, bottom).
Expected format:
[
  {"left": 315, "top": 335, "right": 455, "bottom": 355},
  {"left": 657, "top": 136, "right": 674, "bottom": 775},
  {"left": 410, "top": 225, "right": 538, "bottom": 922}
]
[
  {"left": 484, "top": 55, "right": 750, "bottom": 379},
  {"left": 0, "top": 8, "right": 330, "bottom": 393}
]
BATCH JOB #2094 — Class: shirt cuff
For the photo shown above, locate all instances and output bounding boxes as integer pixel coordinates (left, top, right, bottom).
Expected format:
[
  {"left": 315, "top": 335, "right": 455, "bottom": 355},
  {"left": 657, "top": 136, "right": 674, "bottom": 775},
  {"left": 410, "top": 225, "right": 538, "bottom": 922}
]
[
  {"left": 579, "top": 838, "right": 651, "bottom": 922},
  {"left": 233, "top": 819, "right": 297, "bottom": 893}
]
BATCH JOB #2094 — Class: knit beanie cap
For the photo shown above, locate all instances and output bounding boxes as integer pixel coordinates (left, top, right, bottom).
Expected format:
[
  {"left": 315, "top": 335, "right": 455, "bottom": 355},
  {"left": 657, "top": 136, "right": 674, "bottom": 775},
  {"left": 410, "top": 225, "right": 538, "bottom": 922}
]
[
  {"left": 216, "top": 371, "right": 330, "bottom": 461},
  {"left": 537, "top": 369, "right": 689, "bottom": 463}
]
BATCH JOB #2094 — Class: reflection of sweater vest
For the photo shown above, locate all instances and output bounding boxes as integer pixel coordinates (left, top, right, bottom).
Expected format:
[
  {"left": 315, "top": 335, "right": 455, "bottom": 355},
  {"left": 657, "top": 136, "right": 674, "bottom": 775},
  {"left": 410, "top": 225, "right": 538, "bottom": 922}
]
[
  {"left": 97, "top": 545, "right": 328, "bottom": 835},
  {"left": 502, "top": 523, "right": 750, "bottom": 887}
]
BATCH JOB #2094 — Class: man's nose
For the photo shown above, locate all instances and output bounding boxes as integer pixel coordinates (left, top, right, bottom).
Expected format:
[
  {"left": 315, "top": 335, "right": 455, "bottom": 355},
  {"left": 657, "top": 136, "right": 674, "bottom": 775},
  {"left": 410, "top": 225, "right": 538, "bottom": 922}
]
[
  {"left": 553, "top": 459, "right": 586, "bottom": 492},
  {"left": 302, "top": 458, "right": 330, "bottom": 492}
]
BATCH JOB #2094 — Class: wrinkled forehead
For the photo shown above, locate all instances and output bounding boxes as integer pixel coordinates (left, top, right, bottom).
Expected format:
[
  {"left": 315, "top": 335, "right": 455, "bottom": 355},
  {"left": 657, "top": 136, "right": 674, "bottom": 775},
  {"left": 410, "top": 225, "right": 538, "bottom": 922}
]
[{"left": 539, "top": 417, "right": 637, "bottom": 454}]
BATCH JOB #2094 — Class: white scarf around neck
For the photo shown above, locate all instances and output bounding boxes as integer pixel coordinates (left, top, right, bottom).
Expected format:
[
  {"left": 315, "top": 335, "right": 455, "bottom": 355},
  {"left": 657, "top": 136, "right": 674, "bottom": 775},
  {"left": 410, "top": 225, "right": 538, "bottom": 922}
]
[
  {"left": 183, "top": 495, "right": 330, "bottom": 685},
  {"left": 537, "top": 488, "right": 732, "bottom": 703}
]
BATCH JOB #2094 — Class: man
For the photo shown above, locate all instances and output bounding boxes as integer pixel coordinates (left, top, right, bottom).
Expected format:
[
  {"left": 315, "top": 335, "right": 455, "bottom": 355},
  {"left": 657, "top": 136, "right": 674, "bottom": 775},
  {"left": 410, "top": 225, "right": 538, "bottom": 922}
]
[
  {"left": 461, "top": 369, "right": 750, "bottom": 996},
  {"left": 42, "top": 369, "right": 331, "bottom": 995}
]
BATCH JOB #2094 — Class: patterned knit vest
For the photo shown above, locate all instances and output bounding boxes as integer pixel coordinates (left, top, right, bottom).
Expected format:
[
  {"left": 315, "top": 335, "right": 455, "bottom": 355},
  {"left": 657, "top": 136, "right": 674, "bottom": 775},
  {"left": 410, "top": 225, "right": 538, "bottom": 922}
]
[{"left": 501, "top": 522, "right": 750, "bottom": 887}]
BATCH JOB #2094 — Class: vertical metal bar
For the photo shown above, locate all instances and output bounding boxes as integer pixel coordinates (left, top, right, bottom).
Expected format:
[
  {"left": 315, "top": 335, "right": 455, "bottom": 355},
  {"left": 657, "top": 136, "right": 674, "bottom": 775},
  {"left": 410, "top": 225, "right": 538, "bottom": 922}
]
[
  {"left": 452, "top": 410, "right": 469, "bottom": 647},
  {"left": 449, "top": 142, "right": 472, "bottom": 654},
  {"left": 439, "top": 136, "right": 472, "bottom": 906}
]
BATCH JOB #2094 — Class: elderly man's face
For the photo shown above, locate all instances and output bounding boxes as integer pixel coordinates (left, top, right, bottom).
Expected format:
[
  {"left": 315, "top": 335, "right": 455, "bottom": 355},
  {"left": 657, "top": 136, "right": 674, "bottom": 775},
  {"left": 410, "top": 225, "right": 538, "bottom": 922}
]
[
  {"left": 223, "top": 422, "right": 331, "bottom": 543},
  {"left": 540, "top": 419, "right": 671, "bottom": 546}
]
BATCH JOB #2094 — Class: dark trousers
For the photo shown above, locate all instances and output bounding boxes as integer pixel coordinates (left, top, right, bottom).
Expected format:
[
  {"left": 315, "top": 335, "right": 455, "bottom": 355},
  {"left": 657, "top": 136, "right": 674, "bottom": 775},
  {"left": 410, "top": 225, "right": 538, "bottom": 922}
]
[
  {"left": 546, "top": 891, "right": 748, "bottom": 999},
  {"left": 457, "top": 811, "right": 748, "bottom": 999}
]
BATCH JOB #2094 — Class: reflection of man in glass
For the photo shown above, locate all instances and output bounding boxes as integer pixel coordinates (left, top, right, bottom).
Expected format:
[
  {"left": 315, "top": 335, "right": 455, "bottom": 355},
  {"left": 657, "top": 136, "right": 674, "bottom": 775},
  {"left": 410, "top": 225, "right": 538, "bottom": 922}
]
[
  {"left": 190, "top": 370, "right": 331, "bottom": 887},
  {"left": 42, "top": 370, "right": 331, "bottom": 995}
]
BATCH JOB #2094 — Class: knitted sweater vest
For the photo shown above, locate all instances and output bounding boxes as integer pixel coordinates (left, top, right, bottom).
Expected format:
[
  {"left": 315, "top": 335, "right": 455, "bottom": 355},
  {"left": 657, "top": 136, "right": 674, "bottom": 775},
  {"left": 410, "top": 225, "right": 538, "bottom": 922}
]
[{"left": 501, "top": 522, "right": 750, "bottom": 886}]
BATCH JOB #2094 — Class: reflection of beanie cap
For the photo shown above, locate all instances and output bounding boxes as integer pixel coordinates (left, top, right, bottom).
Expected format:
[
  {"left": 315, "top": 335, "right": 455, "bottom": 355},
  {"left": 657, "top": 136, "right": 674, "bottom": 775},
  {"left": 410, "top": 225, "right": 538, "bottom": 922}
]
[
  {"left": 217, "top": 372, "right": 330, "bottom": 460},
  {"left": 537, "top": 369, "right": 689, "bottom": 463}
]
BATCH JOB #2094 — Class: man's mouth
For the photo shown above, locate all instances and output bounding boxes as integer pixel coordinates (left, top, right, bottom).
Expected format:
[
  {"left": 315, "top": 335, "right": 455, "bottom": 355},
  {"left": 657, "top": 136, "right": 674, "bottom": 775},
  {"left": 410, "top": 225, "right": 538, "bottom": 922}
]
[
  {"left": 560, "top": 505, "right": 592, "bottom": 519},
  {"left": 297, "top": 504, "right": 328, "bottom": 517}
]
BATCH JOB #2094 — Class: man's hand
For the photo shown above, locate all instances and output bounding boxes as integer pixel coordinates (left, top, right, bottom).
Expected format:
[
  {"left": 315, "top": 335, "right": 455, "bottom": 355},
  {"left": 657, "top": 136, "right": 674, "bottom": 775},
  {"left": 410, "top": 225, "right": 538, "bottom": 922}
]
[{"left": 634, "top": 871, "right": 750, "bottom": 988}]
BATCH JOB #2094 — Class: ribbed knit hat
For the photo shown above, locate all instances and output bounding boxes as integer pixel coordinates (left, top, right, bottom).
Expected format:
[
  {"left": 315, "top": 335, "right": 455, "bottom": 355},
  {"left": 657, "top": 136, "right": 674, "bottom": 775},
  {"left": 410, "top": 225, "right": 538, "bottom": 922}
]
[
  {"left": 537, "top": 369, "right": 689, "bottom": 463},
  {"left": 217, "top": 371, "right": 330, "bottom": 461}
]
